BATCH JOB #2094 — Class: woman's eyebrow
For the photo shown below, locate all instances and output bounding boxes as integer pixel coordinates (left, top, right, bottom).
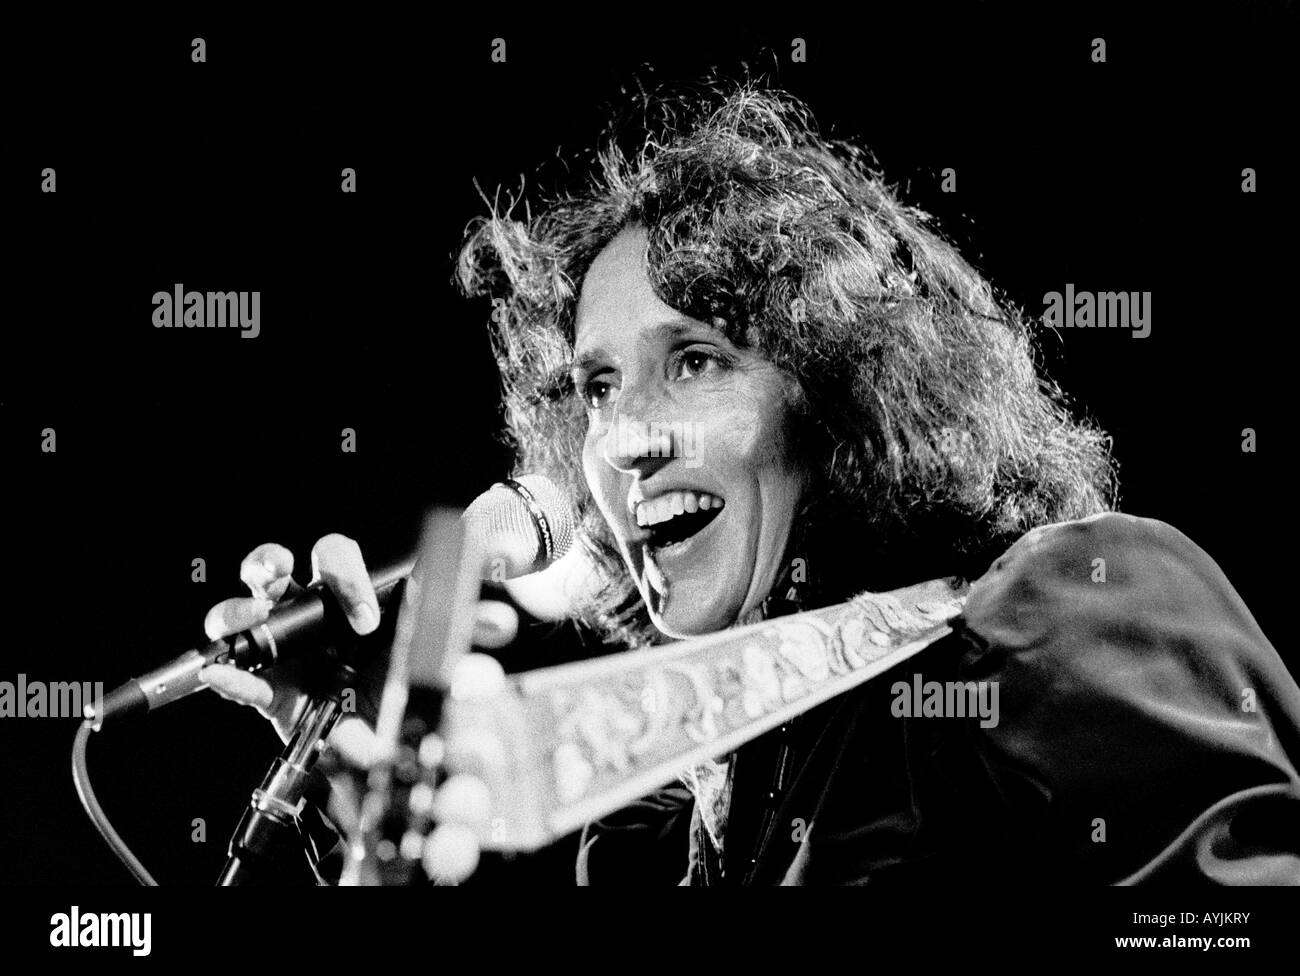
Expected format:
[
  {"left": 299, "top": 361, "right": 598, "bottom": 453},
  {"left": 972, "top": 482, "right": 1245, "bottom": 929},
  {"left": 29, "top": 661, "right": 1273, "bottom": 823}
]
[
  {"left": 572, "top": 350, "right": 606, "bottom": 375},
  {"left": 573, "top": 318, "right": 724, "bottom": 373},
  {"left": 661, "top": 318, "right": 721, "bottom": 341}
]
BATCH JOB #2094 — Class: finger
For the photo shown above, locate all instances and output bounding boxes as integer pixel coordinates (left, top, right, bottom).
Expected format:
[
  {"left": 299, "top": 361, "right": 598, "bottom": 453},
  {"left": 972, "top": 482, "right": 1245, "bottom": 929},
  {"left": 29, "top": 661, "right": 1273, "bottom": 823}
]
[
  {"left": 327, "top": 715, "right": 389, "bottom": 769},
  {"left": 471, "top": 600, "right": 519, "bottom": 650},
  {"left": 422, "top": 823, "right": 480, "bottom": 885},
  {"left": 265, "top": 680, "right": 309, "bottom": 738},
  {"left": 203, "top": 597, "right": 274, "bottom": 641},
  {"left": 310, "top": 534, "right": 380, "bottom": 635},
  {"left": 239, "top": 543, "right": 297, "bottom": 602},
  {"left": 200, "top": 664, "right": 274, "bottom": 711}
]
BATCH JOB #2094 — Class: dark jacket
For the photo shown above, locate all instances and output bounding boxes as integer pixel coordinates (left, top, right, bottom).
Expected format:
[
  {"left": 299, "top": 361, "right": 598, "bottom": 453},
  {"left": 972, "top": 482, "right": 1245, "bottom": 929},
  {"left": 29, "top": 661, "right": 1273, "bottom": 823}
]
[{"left": 575, "top": 513, "right": 1300, "bottom": 885}]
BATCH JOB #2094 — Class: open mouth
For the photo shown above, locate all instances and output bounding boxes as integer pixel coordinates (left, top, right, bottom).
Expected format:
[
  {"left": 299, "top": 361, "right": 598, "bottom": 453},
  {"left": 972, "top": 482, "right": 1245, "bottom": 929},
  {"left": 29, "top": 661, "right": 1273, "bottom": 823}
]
[{"left": 636, "top": 490, "right": 725, "bottom": 553}]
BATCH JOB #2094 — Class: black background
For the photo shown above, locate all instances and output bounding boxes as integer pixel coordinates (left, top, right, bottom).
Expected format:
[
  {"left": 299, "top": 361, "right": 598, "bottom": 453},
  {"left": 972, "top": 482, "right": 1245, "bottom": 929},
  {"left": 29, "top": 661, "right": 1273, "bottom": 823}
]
[{"left": 3, "top": 5, "right": 1297, "bottom": 889}]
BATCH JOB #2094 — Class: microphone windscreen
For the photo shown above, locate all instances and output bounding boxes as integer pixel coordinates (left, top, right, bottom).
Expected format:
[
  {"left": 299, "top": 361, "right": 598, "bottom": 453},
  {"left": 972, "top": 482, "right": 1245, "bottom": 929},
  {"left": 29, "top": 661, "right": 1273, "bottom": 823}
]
[{"left": 462, "top": 474, "right": 576, "bottom": 579}]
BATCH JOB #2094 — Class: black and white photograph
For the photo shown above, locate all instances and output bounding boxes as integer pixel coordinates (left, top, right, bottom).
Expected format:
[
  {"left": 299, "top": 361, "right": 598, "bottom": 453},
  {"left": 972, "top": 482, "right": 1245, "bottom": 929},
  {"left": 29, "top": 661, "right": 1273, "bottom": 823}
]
[{"left": 4, "top": 4, "right": 1298, "bottom": 962}]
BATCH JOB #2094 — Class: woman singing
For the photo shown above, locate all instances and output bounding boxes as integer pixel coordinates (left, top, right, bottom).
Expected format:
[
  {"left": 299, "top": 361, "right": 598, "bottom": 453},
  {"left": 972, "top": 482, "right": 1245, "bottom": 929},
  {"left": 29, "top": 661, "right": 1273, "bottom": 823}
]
[{"left": 201, "top": 84, "right": 1300, "bottom": 886}]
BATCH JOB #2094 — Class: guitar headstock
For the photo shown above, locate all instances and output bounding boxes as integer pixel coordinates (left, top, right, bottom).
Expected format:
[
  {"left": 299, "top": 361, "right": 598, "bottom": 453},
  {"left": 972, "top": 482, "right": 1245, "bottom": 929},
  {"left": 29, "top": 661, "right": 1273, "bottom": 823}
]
[{"left": 338, "top": 508, "right": 482, "bottom": 885}]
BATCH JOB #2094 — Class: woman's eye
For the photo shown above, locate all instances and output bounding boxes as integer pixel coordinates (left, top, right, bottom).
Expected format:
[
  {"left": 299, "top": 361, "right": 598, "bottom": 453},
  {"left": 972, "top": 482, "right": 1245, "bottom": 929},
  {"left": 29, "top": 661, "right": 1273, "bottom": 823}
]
[
  {"left": 674, "top": 349, "right": 723, "bottom": 380},
  {"left": 582, "top": 378, "right": 616, "bottom": 409}
]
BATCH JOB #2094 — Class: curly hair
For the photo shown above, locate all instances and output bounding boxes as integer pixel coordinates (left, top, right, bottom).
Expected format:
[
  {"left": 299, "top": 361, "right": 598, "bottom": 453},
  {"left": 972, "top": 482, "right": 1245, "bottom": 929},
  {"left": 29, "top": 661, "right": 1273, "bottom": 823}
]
[{"left": 457, "top": 83, "right": 1118, "bottom": 647}]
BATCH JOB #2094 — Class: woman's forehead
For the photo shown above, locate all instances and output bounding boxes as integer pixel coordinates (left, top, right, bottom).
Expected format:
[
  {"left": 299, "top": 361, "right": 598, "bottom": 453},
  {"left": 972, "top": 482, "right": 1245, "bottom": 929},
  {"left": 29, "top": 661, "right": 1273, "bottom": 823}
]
[
  {"left": 574, "top": 226, "right": 721, "bottom": 356},
  {"left": 575, "top": 227, "right": 655, "bottom": 339}
]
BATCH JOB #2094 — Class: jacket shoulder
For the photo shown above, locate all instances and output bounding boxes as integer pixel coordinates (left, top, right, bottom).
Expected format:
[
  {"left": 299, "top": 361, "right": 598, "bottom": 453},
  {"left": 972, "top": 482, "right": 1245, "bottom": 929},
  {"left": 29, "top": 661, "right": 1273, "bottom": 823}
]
[
  {"left": 950, "top": 511, "right": 1300, "bottom": 884},
  {"left": 958, "top": 511, "right": 1265, "bottom": 656}
]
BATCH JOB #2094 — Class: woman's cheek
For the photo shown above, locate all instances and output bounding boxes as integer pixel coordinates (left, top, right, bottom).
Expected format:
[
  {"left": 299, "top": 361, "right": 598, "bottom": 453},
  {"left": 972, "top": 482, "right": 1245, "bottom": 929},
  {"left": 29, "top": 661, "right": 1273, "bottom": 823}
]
[{"left": 580, "top": 432, "right": 609, "bottom": 513}]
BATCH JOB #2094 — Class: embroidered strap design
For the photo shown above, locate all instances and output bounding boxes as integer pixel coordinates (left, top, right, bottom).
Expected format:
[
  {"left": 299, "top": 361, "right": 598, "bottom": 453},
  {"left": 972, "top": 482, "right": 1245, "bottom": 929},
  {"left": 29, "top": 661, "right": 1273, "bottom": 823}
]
[{"left": 445, "top": 576, "right": 969, "bottom": 850}]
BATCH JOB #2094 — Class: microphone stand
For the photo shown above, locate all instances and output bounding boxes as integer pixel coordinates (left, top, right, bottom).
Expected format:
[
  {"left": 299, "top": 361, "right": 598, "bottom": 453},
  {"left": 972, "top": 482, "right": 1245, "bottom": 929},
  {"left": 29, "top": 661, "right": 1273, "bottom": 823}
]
[{"left": 217, "top": 671, "right": 352, "bottom": 886}]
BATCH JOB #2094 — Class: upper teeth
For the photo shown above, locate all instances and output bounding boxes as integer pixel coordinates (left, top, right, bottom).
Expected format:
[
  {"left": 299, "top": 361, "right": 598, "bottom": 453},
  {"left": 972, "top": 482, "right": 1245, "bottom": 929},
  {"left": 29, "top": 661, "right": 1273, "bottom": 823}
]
[{"left": 635, "top": 491, "right": 723, "bottom": 527}]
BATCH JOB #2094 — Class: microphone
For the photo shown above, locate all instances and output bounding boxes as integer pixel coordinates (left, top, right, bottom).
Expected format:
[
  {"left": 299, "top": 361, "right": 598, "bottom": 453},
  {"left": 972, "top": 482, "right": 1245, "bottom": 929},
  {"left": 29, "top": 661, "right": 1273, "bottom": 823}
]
[
  {"left": 87, "top": 475, "right": 575, "bottom": 725},
  {"left": 462, "top": 475, "right": 575, "bottom": 579}
]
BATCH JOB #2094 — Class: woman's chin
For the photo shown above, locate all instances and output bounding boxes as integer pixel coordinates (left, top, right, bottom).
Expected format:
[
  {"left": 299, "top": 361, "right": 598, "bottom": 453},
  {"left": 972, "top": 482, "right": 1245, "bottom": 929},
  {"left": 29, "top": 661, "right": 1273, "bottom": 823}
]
[
  {"left": 646, "top": 580, "right": 744, "bottom": 639},
  {"left": 650, "top": 608, "right": 722, "bottom": 640}
]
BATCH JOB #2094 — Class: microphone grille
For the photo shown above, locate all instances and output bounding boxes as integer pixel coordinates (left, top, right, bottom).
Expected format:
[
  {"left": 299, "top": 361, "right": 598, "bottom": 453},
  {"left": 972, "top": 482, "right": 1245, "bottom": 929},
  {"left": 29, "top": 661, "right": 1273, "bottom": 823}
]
[{"left": 463, "top": 474, "right": 576, "bottom": 578}]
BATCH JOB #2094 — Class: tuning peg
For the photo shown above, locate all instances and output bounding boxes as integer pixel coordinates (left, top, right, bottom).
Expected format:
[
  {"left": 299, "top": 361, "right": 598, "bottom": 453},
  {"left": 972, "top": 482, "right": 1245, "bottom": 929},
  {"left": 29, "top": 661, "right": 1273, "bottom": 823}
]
[
  {"left": 431, "top": 773, "right": 492, "bottom": 829},
  {"left": 418, "top": 732, "right": 445, "bottom": 769},
  {"left": 399, "top": 829, "right": 425, "bottom": 862},
  {"left": 408, "top": 781, "right": 436, "bottom": 818},
  {"left": 422, "top": 824, "right": 480, "bottom": 885}
]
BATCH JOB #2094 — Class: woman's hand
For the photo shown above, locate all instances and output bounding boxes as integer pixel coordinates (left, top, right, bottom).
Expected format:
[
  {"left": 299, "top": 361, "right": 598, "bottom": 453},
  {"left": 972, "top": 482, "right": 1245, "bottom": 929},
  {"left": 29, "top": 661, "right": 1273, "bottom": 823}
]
[
  {"left": 199, "top": 535, "right": 520, "bottom": 874},
  {"left": 199, "top": 536, "right": 383, "bottom": 745}
]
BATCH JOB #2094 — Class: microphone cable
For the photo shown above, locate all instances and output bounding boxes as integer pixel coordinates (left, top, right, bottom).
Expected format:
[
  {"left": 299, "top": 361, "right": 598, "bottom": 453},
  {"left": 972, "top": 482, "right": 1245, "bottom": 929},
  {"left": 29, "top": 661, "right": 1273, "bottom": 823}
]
[{"left": 72, "top": 719, "right": 159, "bottom": 886}]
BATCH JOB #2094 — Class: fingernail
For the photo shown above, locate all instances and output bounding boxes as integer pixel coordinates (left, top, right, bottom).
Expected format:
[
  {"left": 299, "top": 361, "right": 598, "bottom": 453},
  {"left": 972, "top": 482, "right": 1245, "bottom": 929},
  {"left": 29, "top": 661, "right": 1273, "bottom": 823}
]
[
  {"left": 244, "top": 562, "right": 273, "bottom": 587},
  {"left": 355, "top": 602, "right": 380, "bottom": 633}
]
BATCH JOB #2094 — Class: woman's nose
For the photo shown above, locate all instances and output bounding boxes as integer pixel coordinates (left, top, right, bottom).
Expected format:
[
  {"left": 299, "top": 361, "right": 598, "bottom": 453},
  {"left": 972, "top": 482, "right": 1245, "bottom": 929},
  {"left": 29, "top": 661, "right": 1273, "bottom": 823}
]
[{"left": 600, "top": 402, "right": 679, "bottom": 476}]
